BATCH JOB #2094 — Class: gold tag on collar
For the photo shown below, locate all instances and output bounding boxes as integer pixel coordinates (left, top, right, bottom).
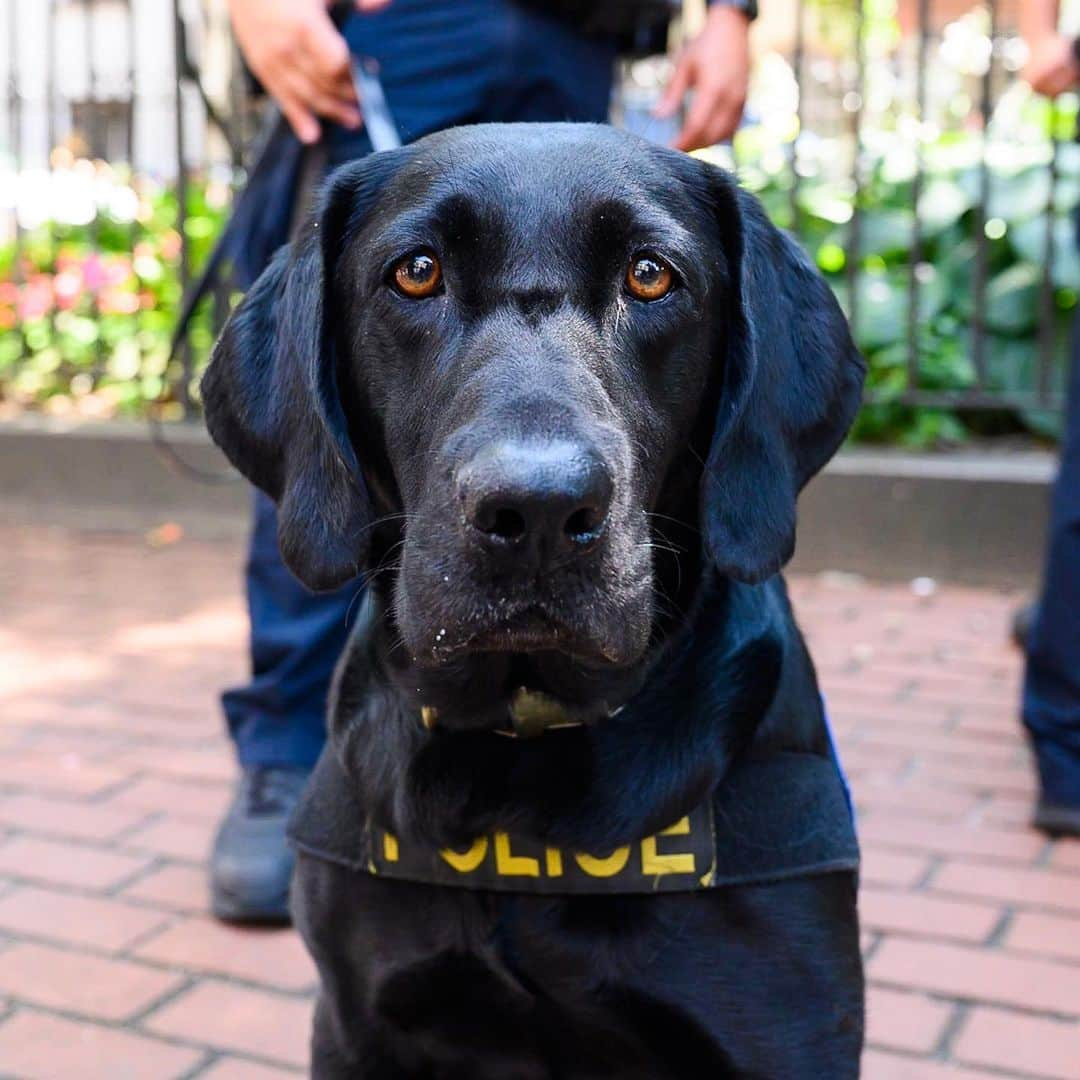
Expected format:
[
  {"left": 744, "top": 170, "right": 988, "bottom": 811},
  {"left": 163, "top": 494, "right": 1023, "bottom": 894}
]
[{"left": 508, "top": 688, "right": 586, "bottom": 739}]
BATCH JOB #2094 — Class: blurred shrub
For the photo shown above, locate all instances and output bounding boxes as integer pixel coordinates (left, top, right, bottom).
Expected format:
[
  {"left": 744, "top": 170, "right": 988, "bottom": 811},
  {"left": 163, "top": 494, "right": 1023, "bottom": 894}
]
[
  {"left": 729, "top": 89, "right": 1077, "bottom": 446},
  {"left": 0, "top": 159, "right": 229, "bottom": 420}
]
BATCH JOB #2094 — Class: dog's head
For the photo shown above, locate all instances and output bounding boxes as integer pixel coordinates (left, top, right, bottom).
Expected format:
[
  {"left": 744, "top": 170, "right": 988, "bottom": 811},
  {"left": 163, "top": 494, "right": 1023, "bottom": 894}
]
[{"left": 203, "top": 124, "right": 863, "bottom": 720}]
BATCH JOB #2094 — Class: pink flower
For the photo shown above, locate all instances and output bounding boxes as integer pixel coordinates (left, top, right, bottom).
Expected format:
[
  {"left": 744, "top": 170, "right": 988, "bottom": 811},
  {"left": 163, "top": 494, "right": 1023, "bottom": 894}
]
[
  {"left": 53, "top": 270, "right": 83, "bottom": 310},
  {"left": 99, "top": 287, "right": 140, "bottom": 316},
  {"left": 82, "top": 254, "right": 105, "bottom": 292},
  {"left": 104, "top": 257, "right": 133, "bottom": 288},
  {"left": 159, "top": 230, "right": 182, "bottom": 261},
  {"left": 17, "top": 278, "right": 53, "bottom": 321}
]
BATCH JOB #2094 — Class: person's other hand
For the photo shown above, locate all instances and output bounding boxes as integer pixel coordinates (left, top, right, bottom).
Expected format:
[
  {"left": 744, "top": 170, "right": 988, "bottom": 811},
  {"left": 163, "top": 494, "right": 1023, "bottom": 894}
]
[
  {"left": 1024, "top": 33, "right": 1080, "bottom": 98},
  {"left": 654, "top": 4, "right": 751, "bottom": 152},
  {"left": 227, "top": 0, "right": 391, "bottom": 144}
]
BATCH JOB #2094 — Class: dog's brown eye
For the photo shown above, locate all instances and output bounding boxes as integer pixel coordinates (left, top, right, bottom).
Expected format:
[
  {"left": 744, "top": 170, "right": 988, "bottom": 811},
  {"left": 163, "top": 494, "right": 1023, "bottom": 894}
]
[
  {"left": 626, "top": 253, "right": 674, "bottom": 302},
  {"left": 393, "top": 251, "right": 442, "bottom": 298}
]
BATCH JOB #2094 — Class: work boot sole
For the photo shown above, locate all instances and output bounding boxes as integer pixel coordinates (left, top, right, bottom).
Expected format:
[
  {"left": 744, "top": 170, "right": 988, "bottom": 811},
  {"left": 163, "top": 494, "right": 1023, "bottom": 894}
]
[{"left": 211, "top": 883, "right": 292, "bottom": 926}]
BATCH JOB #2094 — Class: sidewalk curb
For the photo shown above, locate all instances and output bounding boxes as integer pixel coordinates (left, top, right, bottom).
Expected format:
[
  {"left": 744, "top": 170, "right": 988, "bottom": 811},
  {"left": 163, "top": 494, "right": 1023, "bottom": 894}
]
[{"left": 0, "top": 417, "right": 1055, "bottom": 588}]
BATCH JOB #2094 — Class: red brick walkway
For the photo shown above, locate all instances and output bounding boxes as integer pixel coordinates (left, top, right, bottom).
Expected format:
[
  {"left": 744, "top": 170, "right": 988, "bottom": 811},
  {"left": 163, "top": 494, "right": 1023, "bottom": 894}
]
[{"left": 0, "top": 523, "right": 1077, "bottom": 1078}]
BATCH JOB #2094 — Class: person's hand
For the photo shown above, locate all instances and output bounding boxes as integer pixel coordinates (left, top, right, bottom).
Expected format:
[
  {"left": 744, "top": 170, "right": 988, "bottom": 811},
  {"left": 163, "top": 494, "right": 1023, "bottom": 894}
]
[
  {"left": 654, "top": 4, "right": 751, "bottom": 152},
  {"left": 1024, "top": 32, "right": 1080, "bottom": 98},
  {"left": 227, "top": 0, "right": 391, "bottom": 144}
]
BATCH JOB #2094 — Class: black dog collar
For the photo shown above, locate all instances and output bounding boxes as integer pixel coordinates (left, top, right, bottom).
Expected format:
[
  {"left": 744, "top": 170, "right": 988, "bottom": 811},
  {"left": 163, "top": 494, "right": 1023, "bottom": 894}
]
[{"left": 422, "top": 688, "right": 612, "bottom": 739}]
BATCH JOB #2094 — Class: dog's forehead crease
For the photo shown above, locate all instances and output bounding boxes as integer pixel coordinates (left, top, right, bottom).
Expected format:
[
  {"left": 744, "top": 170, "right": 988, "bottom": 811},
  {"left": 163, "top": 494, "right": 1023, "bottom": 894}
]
[{"left": 382, "top": 126, "right": 697, "bottom": 261}]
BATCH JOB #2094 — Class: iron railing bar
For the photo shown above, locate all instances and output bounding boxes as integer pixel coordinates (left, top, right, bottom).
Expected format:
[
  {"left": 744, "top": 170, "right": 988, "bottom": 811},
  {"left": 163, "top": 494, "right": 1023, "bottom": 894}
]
[
  {"left": 227, "top": 40, "right": 247, "bottom": 171},
  {"left": 44, "top": 0, "right": 58, "bottom": 353},
  {"left": 83, "top": 0, "right": 105, "bottom": 383},
  {"left": 789, "top": 0, "right": 805, "bottom": 233},
  {"left": 1037, "top": 112, "right": 1060, "bottom": 406},
  {"left": 970, "top": 2, "right": 997, "bottom": 393},
  {"left": 846, "top": 0, "right": 865, "bottom": 335},
  {"left": 906, "top": 0, "right": 930, "bottom": 397},
  {"left": 45, "top": 0, "right": 56, "bottom": 164},
  {"left": 8, "top": 0, "right": 23, "bottom": 288},
  {"left": 173, "top": 0, "right": 192, "bottom": 415},
  {"left": 176, "top": 40, "right": 244, "bottom": 161},
  {"left": 126, "top": 0, "right": 137, "bottom": 168}
]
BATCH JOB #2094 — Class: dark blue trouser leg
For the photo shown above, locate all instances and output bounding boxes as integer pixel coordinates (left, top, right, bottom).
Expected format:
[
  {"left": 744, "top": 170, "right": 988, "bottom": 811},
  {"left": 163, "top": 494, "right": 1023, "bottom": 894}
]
[
  {"left": 223, "top": 1, "right": 615, "bottom": 768},
  {"left": 1023, "top": 304, "right": 1080, "bottom": 808},
  {"left": 224, "top": 491, "right": 363, "bottom": 768}
]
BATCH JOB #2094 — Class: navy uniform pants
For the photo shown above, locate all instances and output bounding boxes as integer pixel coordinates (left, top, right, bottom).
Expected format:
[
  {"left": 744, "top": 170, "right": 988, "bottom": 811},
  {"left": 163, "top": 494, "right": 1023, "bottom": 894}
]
[
  {"left": 1023, "top": 273, "right": 1080, "bottom": 809},
  {"left": 223, "top": 0, "right": 616, "bottom": 767}
]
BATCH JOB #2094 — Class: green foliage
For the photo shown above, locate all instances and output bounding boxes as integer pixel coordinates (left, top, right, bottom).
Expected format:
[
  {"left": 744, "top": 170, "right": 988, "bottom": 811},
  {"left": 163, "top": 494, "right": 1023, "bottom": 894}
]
[{"left": 734, "top": 105, "right": 1075, "bottom": 446}]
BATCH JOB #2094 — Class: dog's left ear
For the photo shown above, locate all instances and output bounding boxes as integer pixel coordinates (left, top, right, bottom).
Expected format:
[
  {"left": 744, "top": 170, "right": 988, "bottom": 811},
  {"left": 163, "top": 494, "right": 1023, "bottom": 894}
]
[
  {"left": 698, "top": 169, "right": 866, "bottom": 583},
  {"left": 201, "top": 151, "right": 410, "bottom": 591}
]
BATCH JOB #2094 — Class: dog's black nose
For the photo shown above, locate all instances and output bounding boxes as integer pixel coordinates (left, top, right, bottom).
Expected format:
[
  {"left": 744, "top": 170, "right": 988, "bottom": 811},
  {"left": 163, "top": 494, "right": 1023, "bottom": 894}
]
[{"left": 459, "top": 441, "right": 613, "bottom": 564}]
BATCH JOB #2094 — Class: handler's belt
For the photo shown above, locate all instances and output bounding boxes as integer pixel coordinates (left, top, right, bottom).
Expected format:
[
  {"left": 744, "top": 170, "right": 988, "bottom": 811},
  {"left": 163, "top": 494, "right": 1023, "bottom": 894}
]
[{"left": 289, "top": 747, "right": 858, "bottom": 896}]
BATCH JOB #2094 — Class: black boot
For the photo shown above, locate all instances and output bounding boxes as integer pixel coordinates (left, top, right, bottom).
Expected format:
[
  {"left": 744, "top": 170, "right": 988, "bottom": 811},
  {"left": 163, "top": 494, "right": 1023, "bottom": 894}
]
[{"left": 210, "top": 766, "right": 311, "bottom": 924}]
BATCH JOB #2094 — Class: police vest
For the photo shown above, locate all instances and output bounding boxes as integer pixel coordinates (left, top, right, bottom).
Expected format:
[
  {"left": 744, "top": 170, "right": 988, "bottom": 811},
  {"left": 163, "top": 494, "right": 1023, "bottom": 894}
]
[{"left": 289, "top": 743, "right": 858, "bottom": 896}]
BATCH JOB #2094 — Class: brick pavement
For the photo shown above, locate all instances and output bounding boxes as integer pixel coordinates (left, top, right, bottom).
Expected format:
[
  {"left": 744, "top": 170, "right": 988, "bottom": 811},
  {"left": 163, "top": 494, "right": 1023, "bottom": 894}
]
[{"left": 0, "top": 523, "right": 1077, "bottom": 1078}]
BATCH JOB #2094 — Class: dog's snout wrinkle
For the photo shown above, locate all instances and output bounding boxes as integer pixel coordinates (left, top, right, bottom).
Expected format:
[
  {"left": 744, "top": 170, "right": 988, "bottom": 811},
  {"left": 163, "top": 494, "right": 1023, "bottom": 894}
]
[{"left": 458, "top": 440, "right": 613, "bottom": 568}]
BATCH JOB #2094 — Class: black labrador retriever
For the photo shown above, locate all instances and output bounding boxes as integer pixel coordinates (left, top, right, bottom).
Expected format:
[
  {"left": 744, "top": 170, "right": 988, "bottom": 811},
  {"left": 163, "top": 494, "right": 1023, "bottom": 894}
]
[{"left": 202, "top": 123, "right": 866, "bottom": 1079}]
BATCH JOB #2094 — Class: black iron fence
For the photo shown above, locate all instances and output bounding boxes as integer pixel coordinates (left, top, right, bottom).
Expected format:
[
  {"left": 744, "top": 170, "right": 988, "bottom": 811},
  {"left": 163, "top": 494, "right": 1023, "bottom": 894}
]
[{"left": 0, "top": 0, "right": 1071, "bottom": 440}]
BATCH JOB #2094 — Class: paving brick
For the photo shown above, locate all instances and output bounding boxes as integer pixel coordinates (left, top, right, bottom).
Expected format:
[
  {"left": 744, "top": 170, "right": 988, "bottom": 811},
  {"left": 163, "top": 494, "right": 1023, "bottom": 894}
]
[
  {"left": 196, "top": 1057, "right": 303, "bottom": 1079},
  {"left": 1002, "top": 910, "right": 1080, "bottom": 964},
  {"left": 856, "top": 727, "right": 1021, "bottom": 768},
  {"left": 914, "top": 757, "right": 1036, "bottom": 798},
  {"left": 862, "top": 1048, "right": 1006, "bottom": 1079},
  {"left": 1048, "top": 840, "right": 1080, "bottom": 872},
  {"left": 857, "top": 818, "right": 1046, "bottom": 866},
  {"left": 112, "top": 746, "right": 237, "bottom": 783},
  {"left": 0, "top": 793, "right": 149, "bottom": 841},
  {"left": 136, "top": 918, "right": 316, "bottom": 991},
  {"left": 859, "top": 887, "right": 1001, "bottom": 944},
  {"left": 0, "top": 752, "right": 131, "bottom": 798},
  {"left": 0, "top": 1010, "right": 203, "bottom": 1079},
  {"left": 931, "top": 861, "right": 1080, "bottom": 916},
  {"left": 0, "top": 885, "right": 168, "bottom": 951},
  {"left": 120, "top": 863, "right": 210, "bottom": 914},
  {"left": 852, "top": 782, "right": 978, "bottom": 823},
  {"left": 862, "top": 848, "right": 933, "bottom": 888},
  {"left": 869, "top": 938, "right": 1080, "bottom": 1016},
  {"left": 124, "top": 817, "right": 214, "bottom": 863},
  {"left": 0, "top": 834, "right": 151, "bottom": 891},
  {"left": 865, "top": 986, "right": 955, "bottom": 1054},
  {"left": 0, "top": 942, "right": 183, "bottom": 1020},
  {"left": 975, "top": 794, "right": 1036, "bottom": 829},
  {"left": 953, "top": 1008, "right": 1080, "bottom": 1080},
  {"left": 106, "top": 775, "right": 233, "bottom": 823},
  {"left": 144, "top": 981, "right": 311, "bottom": 1067}
]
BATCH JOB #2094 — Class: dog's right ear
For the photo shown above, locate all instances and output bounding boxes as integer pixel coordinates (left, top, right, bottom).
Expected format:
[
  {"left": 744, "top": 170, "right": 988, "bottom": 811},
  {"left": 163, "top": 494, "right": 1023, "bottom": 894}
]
[{"left": 201, "top": 150, "right": 410, "bottom": 591}]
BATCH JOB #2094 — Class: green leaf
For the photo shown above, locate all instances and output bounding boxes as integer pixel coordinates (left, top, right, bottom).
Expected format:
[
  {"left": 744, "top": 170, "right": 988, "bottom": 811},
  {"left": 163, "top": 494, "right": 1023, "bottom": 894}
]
[
  {"left": 853, "top": 208, "right": 915, "bottom": 261},
  {"left": 987, "top": 168, "right": 1051, "bottom": 223},
  {"left": 917, "top": 179, "right": 973, "bottom": 236},
  {"left": 1008, "top": 216, "right": 1080, "bottom": 290},
  {"left": 984, "top": 263, "right": 1042, "bottom": 336}
]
